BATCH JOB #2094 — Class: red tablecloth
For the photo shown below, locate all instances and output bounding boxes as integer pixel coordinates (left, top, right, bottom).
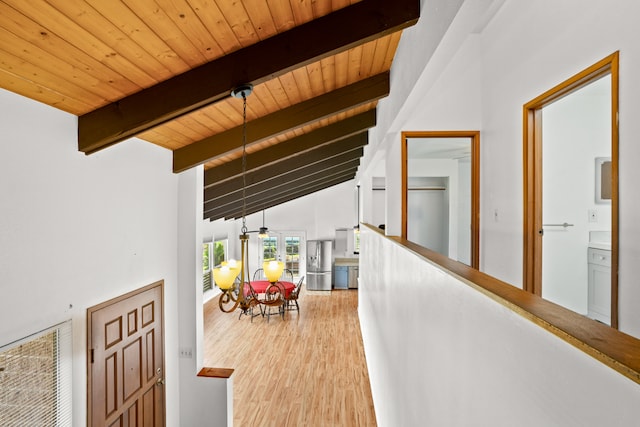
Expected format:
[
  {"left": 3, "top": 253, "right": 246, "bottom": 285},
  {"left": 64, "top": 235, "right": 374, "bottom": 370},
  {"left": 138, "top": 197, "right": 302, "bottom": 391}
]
[{"left": 245, "top": 280, "right": 295, "bottom": 297}]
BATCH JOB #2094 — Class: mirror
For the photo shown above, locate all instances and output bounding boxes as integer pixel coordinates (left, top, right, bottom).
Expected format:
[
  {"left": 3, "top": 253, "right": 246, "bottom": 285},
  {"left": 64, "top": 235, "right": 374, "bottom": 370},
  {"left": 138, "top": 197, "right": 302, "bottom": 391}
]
[{"left": 402, "top": 131, "right": 480, "bottom": 268}]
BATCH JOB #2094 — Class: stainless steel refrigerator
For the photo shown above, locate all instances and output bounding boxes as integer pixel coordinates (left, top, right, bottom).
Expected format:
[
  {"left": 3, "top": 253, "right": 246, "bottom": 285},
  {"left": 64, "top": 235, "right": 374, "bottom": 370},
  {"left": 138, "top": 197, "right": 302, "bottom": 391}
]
[{"left": 306, "top": 240, "right": 333, "bottom": 290}]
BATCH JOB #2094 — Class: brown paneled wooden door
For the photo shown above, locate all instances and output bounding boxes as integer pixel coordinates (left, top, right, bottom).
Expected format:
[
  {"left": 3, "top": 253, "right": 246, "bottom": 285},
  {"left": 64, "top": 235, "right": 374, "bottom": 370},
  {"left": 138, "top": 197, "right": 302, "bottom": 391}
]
[{"left": 88, "top": 281, "right": 165, "bottom": 426}]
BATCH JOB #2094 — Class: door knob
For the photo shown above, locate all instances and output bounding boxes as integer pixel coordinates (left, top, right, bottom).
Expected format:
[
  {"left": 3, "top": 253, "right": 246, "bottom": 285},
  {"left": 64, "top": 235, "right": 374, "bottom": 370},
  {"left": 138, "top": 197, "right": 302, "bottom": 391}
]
[{"left": 156, "top": 377, "right": 165, "bottom": 386}]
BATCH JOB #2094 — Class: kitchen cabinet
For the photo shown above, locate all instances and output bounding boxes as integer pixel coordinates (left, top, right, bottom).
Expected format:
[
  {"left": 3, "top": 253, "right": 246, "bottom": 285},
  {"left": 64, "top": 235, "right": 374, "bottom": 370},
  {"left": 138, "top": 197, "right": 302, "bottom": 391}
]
[
  {"left": 348, "top": 266, "right": 359, "bottom": 289},
  {"left": 333, "top": 257, "right": 359, "bottom": 290},
  {"left": 587, "top": 247, "right": 611, "bottom": 325},
  {"left": 334, "top": 266, "right": 348, "bottom": 289}
]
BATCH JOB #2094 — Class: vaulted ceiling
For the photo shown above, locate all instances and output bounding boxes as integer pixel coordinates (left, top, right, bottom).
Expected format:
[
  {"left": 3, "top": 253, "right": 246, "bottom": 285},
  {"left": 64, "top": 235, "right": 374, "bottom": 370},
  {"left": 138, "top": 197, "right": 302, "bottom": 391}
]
[{"left": 0, "top": 0, "right": 419, "bottom": 220}]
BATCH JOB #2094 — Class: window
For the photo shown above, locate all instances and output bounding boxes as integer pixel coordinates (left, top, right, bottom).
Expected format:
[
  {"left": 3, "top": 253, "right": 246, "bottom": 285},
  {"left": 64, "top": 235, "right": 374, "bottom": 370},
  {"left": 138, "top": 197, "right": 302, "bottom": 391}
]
[
  {"left": 204, "top": 239, "right": 228, "bottom": 293},
  {"left": 203, "top": 242, "right": 211, "bottom": 274},
  {"left": 285, "top": 236, "right": 301, "bottom": 276},
  {"left": 203, "top": 242, "right": 213, "bottom": 292},
  {"left": 213, "top": 239, "right": 227, "bottom": 267},
  {"left": 259, "top": 232, "right": 305, "bottom": 281},
  {"left": 262, "top": 237, "right": 278, "bottom": 262},
  {"left": 0, "top": 321, "right": 72, "bottom": 426}
]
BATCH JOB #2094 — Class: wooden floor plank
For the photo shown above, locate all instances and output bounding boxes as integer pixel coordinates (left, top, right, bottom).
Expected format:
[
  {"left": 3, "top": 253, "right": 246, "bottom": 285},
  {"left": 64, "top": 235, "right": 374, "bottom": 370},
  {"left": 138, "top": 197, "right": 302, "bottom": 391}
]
[{"left": 203, "top": 289, "right": 377, "bottom": 426}]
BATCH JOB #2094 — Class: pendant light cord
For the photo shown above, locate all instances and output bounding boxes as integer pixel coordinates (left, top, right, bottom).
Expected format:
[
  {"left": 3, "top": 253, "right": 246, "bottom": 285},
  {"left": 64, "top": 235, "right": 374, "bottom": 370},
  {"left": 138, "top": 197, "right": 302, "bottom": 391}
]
[{"left": 241, "top": 92, "right": 248, "bottom": 234}]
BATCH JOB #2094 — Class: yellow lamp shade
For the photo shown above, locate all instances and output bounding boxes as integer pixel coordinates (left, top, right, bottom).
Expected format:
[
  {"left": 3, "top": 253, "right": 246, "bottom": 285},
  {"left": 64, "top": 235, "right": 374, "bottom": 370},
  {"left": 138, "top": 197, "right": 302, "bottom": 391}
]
[
  {"left": 223, "top": 259, "right": 241, "bottom": 269},
  {"left": 263, "top": 260, "right": 284, "bottom": 282},
  {"left": 213, "top": 263, "right": 241, "bottom": 290}
]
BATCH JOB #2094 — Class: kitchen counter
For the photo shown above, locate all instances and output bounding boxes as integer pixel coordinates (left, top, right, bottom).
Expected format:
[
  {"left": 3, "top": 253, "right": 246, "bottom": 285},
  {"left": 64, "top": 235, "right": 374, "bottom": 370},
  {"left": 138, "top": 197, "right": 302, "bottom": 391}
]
[{"left": 334, "top": 257, "right": 359, "bottom": 266}]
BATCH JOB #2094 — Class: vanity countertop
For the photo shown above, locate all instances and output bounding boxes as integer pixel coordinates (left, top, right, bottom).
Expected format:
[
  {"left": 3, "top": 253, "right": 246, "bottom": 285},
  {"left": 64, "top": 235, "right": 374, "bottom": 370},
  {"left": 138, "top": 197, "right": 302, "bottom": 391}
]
[{"left": 588, "top": 242, "right": 611, "bottom": 251}]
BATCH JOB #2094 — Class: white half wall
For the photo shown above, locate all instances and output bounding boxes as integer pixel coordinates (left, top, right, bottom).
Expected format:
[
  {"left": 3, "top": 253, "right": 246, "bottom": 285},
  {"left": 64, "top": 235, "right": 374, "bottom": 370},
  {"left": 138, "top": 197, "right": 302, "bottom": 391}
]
[{"left": 359, "top": 227, "right": 640, "bottom": 427}]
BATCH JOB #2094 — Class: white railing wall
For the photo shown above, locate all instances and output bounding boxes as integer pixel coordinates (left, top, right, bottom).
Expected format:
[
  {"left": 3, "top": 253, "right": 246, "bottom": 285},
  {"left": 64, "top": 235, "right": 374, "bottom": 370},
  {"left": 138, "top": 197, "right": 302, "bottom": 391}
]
[{"left": 358, "top": 226, "right": 640, "bottom": 427}]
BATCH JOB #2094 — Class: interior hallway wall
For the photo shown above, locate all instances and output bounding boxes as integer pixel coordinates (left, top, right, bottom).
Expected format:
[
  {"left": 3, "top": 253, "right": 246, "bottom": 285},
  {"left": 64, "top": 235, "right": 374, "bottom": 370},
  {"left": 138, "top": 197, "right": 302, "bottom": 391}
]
[
  {"left": 362, "top": 0, "right": 640, "bottom": 336},
  {"left": 0, "top": 89, "right": 181, "bottom": 425}
]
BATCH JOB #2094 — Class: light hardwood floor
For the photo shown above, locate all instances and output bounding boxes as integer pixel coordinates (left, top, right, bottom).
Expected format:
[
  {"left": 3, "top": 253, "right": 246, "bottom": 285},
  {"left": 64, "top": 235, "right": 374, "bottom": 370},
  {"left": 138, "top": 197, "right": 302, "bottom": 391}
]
[{"left": 203, "top": 288, "right": 377, "bottom": 426}]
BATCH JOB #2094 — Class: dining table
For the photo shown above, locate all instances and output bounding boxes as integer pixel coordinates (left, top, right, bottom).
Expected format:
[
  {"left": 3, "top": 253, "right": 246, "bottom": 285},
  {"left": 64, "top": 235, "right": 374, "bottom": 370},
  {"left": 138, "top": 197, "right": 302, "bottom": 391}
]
[{"left": 245, "top": 280, "right": 296, "bottom": 298}]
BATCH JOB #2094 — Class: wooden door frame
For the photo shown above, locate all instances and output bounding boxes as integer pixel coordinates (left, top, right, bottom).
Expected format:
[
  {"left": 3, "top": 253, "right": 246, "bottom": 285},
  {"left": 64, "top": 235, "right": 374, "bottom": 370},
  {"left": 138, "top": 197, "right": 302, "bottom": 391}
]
[
  {"left": 87, "top": 280, "right": 166, "bottom": 425},
  {"left": 523, "top": 52, "right": 619, "bottom": 328},
  {"left": 401, "top": 130, "right": 480, "bottom": 269}
]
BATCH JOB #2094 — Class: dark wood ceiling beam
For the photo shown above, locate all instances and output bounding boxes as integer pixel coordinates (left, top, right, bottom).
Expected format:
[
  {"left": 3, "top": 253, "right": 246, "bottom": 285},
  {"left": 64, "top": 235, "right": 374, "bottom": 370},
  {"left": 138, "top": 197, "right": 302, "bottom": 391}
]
[
  {"left": 207, "top": 170, "right": 357, "bottom": 221},
  {"left": 204, "top": 133, "right": 367, "bottom": 201},
  {"left": 77, "top": 0, "right": 419, "bottom": 154},
  {"left": 222, "top": 169, "right": 357, "bottom": 221},
  {"left": 208, "top": 155, "right": 361, "bottom": 214},
  {"left": 206, "top": 165, "right": 359, "bottom": 220},
  {"left": 173, "top": 73, "right": 386, "bottom": 172},
  {"left": 203, "top": 110, "right": 376, "bottom": 188}
]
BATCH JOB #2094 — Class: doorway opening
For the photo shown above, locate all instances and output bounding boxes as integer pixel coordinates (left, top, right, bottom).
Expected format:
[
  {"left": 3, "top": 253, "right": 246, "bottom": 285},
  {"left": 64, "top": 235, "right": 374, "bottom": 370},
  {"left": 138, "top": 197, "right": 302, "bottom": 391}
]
[
  {"left": 258, "top": 231, "right": 305, "bottom": 281},
  {"left": 523, "top": 52, "right": 619, "bottom": 328},
  {"left": 401, "top": 131, "right": 480, "bottom": 268}
]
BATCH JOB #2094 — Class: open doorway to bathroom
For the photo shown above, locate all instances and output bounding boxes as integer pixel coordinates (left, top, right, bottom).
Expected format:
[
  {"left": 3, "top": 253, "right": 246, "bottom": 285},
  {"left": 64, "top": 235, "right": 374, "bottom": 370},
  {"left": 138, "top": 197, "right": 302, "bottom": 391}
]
[{"left": 523, "top": 52, "right": 619, "bottom": 328}]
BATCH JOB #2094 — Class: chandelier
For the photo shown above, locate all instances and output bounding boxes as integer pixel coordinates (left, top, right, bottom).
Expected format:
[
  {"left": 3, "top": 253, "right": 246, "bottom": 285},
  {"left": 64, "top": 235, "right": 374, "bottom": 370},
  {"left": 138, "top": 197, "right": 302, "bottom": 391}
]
[{"left": 212, "top": 84, "right": 284, "bottom": 315}]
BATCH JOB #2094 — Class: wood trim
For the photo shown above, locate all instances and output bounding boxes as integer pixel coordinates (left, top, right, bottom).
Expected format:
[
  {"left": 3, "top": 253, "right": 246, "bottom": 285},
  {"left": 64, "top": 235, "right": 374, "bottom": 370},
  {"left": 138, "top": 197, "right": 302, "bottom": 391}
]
[
  {"left": 522, "top": 108, "right": 533, "bottom": 293},
  {"left": 401, "top": 131, "right": 408, "bottom": 239},
  {"left": 362, "top": 223, "right": 640, "bottom": 385},
  {"left": 522, "top": 52, "right": 619, "bottom": 324},
  {"left": 470, "top": 132, "right": 481, "bottom": 268},
  {"left": 78, "top": 0, "right": 418, "bottom": 154},
  {"left": 401, "top": 130, "right": 481, "bottom": 269},
  {"left": 610, "top": 52, "right": 620, "bottom": 329},
  {"left": 197, "top": 367, "right": 234, "bottom": 379},
  {"left": 525, "top": 53, "right": 617, "bottom": 110}
]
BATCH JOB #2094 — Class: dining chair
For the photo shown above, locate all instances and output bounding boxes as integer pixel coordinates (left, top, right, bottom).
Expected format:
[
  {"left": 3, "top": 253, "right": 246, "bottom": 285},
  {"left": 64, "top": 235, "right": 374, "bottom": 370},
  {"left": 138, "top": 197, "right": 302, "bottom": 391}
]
[
  {"left": 238, "top": 279, "right": 262, "bottom": 322},
  {"left": 262, "top": 282, "right": 286, "bottom": 322},
  {"left": 252, "top": 268, "right": 266, "bottom": 281},
  {"left": 285, "top": 276, "right": 304, "bottom": 313},
  {"left": 282, "top": 268, "right": 294, "bottom": 283}
]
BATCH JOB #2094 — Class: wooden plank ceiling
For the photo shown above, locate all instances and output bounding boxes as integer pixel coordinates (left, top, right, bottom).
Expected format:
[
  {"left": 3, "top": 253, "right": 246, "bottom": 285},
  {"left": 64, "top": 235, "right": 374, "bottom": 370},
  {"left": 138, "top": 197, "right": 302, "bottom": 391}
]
[{"left": 0, "top": 0, "right": 419, "bottom": 221}]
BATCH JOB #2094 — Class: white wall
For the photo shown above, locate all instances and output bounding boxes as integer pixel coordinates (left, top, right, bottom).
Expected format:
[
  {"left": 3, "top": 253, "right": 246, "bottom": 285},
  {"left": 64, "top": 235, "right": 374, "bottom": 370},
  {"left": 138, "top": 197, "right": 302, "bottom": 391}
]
[
  {"left": 178, "top": 168, "right": 231, "bottom": 427},
  {"left": 359, "top": 226, "right": 640, "bottom": 427},
  {"left": 0, "top": 89, "right": 180, "bottom": 425},
  {"left": 359, "top": 0, "right": 640, "bottom": 336}
]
